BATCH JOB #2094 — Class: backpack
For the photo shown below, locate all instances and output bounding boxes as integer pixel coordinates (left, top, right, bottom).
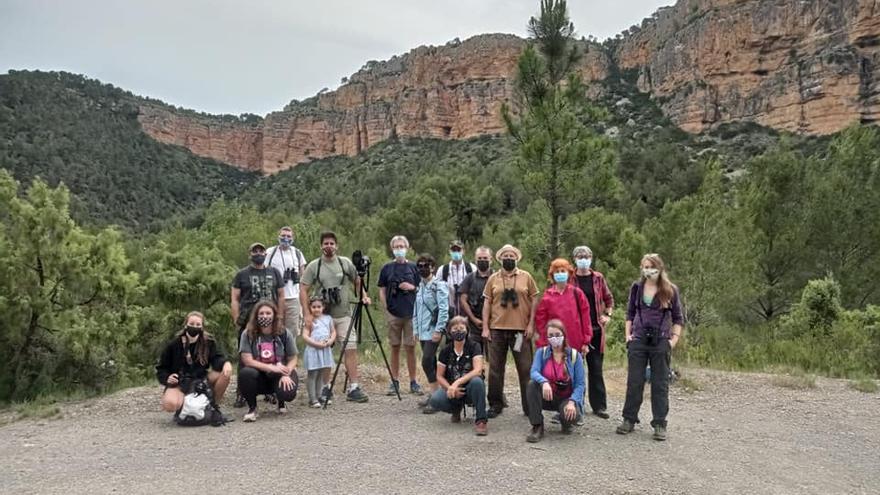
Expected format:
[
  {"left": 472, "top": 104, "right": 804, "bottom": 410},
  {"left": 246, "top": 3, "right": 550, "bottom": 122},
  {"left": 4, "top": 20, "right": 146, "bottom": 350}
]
[
  {"left": 174, "top": 379, "right": 228, "bottom": 427},
  {"left": 441, "top": 262, "right": 473, "bottom": 282}
]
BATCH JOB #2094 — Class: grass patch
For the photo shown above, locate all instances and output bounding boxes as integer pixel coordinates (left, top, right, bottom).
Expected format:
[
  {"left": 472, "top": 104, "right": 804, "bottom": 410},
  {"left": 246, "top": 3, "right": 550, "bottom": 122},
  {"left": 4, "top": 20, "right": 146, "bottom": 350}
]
[
  {"left": 770, "top": 372, "right": 817, "bottom": 390},
  {"left": 848, "top": 378, "right": 879, "bottom": 393}
]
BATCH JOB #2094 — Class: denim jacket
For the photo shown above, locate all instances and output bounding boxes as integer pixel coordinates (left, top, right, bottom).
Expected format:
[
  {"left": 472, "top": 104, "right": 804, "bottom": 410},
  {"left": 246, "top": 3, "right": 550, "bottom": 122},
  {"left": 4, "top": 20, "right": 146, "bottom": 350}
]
[
  {"left": 413, "top": 277, "right": 449, "bottom": 341},
  {"left": 530, "top": 346, "right": 586, "bottom": 411}
]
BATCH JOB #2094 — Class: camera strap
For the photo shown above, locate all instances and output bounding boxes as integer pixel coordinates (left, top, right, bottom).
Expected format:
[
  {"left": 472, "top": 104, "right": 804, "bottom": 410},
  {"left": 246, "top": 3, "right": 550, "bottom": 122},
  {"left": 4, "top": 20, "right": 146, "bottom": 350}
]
[
  {"left": 315, "top": 257, "right": 345, "bottom": 289},
  {"left": 635, "top": 283, "right": 671, "bottom": 332}
]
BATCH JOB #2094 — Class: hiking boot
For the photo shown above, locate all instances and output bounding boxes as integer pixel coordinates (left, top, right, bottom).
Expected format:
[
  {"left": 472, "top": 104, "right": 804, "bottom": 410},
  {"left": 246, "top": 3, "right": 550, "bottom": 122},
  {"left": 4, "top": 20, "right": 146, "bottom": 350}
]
[
  {"left": 451, "top": 408, "right": 462, "bottom": 423},
  {"left": 410, "top": 381, "right": 424, "bottom": 396},
  {"left": 526, "top": 424, "right": 544, "bottom": 443},
  {"left": 422, "top": 404, "right": 438, "bottom": 414},
  {"left": 474, "top": 420, "right": 488, "bottom": 436},
  {"left": 653, "top": 425, "right": 667, "bottom": 441},
  {"left": 386, "top": 380, "right": 400, "bottom": 396},
  {"left": 346, "top": 386, "right": 368, "bottom": 403},
  {"left": 616, "top": 419, "right": 635, "bottom": 434},
  {"left": 594, "top": 409, "right": 610, "bottom": 419},
  {"left": 243, "top": 409, "right": 258, "bottom": 422},
  {"left": 233, "top": 393, "right": 246, "bottom": 408},
  {"left": 561, "top": 422, "right": 573, "bottom": 435},
  {"left": 487, "top": 406, "right": 503, "bottom": 419}
]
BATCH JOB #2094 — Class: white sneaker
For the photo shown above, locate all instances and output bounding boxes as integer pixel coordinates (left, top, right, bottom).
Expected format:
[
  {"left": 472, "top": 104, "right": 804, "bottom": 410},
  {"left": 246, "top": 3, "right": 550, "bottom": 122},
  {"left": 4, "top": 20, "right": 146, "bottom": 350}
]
[
  {"left": 277, "top": 404, "right": 288, "bottom": 415},
  {"left": 310, "top": 401, "right": 322, "bottom": 408},
  {"left": 243, "top": 409, "right": 258, "bottom": 422}
]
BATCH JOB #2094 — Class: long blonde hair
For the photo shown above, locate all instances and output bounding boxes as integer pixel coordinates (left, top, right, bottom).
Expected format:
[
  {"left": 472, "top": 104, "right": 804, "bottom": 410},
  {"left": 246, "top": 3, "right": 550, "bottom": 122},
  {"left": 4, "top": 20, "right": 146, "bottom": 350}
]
[
  {"left": 175, "top": 311, "right": 214, "bottom": 366},
  {"left": 640, "top": 253, "right": 675, "bottom": 308}
]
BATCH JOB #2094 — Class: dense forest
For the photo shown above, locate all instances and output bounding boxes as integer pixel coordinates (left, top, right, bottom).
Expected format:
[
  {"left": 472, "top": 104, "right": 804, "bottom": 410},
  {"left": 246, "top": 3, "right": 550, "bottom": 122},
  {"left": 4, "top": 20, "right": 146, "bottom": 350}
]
[{"left": 1, "top": 45, "right": 879, "bottom": 402}]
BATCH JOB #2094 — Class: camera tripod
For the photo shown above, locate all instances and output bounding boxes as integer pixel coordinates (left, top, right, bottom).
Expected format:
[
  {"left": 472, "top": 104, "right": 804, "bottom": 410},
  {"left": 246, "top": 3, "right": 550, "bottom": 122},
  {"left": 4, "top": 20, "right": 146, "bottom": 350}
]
[{"left": 324, "top": 263, "right": 401, "bottom": 407}]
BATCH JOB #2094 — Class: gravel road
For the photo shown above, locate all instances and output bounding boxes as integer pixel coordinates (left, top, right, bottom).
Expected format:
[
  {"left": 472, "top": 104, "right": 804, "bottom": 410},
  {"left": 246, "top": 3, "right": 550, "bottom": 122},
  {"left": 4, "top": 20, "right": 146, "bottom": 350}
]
[{"left": 1, "top": 366, "right": 877, "bottom": 494}]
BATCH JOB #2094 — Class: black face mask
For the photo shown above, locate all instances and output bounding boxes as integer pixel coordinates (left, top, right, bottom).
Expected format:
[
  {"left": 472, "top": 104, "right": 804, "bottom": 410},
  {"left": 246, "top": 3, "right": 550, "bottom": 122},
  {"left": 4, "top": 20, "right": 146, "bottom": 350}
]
[
  {"left": 451, "top": 331, "right": 467, "bottom": 342},
  {"left": 251, "top": 254, "right": 266, "bottom": 265},
  {"left": 476, "top": 260, "right": 490, "bottom": 272},
  {"left": 185, "top": 326, "right": 202, "bottom": 338},
  {"left": 502, "top": 259, "right": 516, "bottom": 271}
]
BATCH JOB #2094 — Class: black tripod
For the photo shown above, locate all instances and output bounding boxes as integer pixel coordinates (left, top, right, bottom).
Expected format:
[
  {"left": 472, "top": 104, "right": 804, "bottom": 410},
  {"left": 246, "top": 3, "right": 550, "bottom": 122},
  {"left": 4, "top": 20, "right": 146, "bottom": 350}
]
[{"left": 325, "top": 255, "right": 400, "bottom": 407}]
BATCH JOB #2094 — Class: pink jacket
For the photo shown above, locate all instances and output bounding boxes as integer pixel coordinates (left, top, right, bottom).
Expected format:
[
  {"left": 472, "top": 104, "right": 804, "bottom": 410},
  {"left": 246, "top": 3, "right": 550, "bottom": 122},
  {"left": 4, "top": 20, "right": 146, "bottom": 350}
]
[{"left": 535, "top": 284, "right": 593, "bottom": 353}]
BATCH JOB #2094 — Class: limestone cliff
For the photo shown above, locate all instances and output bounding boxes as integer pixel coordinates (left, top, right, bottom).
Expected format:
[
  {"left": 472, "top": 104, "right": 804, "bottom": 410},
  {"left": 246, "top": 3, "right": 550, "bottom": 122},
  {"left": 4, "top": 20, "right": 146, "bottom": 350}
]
[{"left": 138, "top": 0, "right": 880, "bottom": 174}]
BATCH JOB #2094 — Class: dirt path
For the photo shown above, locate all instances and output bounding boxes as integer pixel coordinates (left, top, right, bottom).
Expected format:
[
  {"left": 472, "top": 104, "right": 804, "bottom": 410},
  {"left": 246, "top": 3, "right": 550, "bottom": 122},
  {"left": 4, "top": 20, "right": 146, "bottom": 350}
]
[{"left": 0, "top": 366, "right": 877, "bottom": 495}]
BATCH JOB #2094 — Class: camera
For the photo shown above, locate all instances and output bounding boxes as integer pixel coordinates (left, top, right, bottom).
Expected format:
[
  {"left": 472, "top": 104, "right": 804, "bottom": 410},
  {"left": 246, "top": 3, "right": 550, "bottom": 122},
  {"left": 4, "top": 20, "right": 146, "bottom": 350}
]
[
  {"left": 283, "top": 267, "right": 299, "bottom": 285},
  {"left": 352, "top": 250, "right": 371, "bottom": 277},
  {"left": 644, "top": 327, "right": 659, "bottom": 346},
  {"left": 554, "top": 379, "right": 571, "bottom": 390},
  {"left": 500, "top": 288, "right": 519, "bottom": 308},
  {"left": 321, "top": 287, "right": 342, "bottom": 306}
]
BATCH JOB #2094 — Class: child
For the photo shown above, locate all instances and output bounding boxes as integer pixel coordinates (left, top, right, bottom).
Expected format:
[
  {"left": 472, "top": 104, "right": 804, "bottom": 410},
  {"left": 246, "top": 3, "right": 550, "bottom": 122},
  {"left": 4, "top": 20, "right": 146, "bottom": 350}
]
[{"left": 302, "top": 297, "right": 336, "bottom": 407}]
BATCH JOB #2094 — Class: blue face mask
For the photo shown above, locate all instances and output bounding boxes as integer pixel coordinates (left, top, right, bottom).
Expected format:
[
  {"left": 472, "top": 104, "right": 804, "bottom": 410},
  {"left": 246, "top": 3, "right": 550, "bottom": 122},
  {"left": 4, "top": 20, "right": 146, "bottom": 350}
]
[
  {"left": 279, "top": 237, "right": 292, "bottom": 246},
  {"left": 393, "top": 248, "right": 407, "bottom": 259},
  {"left": 553, "top": 272, "right": 569, "bottom": 283},
  {"left": 576, "top": 258, "right": 592, "bottom": 270},
  {"left": 450, "top": 251, "right": 463, "bottom": 261}
]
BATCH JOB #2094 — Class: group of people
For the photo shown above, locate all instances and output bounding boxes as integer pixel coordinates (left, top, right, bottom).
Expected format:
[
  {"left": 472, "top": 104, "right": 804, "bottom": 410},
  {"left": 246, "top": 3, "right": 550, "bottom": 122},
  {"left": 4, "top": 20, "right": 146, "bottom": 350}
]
[{"left": 157, "top": 226, "right": 685, "bottom": 442}]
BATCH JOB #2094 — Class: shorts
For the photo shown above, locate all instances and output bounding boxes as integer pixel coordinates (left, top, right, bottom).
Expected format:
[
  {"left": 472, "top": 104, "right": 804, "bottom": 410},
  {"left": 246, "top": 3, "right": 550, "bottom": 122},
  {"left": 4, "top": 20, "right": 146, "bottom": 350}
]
[
  {"left": 284, "top": 298, "right": 303, "bottom": 336},
  {"left": 333, "top": 316, "right": 358, "bottom": 351},
  {"left": 386, "top": 312, "right": 415, "bottom": 347}
]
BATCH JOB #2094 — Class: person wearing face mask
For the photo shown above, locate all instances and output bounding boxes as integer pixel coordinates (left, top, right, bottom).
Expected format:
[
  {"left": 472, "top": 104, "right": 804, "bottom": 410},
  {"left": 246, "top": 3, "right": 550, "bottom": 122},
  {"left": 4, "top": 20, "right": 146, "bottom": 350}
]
[
  {"left": 238, "top": 301, "right": 299, "bottom": 422},
  {"left": 436, "top": 240, "right": 476, "bottom": 318},
  {"left": 157, "top": 311, "right": 232, "bottom": 413},
  {"left": 458, "top": 246, "right": 494, "bottom": 354},
  {"left": 300, "top": 231, "right": 371, "bottom": 403},
  {"left": 525, "top": 319, "right": 585, "bottom": 442},
  {"left": 428, "top": 316, "right": 488, "bottom": 436},
  {"left": 534, "top": 258, "right": 593, "bottom": 360},
  {"left": 572, "top": 246, "right": 615, "bottom": 419},
  {"left": 231, "top": 242, "right": 286, "bottom": 407},
  {"left": 265, "top": 226, "right": 308, "bottom": 336},
  {"left": 618, "top": 253, "right": 684, "bottom": 441},
  {"left": 377, "top": 235, "right": 423, "bottom": 396},
  {"left": 412, "top": 253, "right": 449, "bottom": 413},
  {"left": 482, "top": 244, "right": 539, "bottom": 418}
]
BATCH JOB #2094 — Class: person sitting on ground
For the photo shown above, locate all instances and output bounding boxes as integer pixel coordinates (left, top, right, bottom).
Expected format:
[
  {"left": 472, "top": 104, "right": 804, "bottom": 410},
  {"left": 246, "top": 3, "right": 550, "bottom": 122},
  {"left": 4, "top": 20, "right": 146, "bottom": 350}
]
[
  {"left": 413, "top": 253, "right": 449, "bottom": 413},
  {"left": 238, "top": 301, "right": 299, "bottom": 422},
  {"left": 525, "top": 319, "right": 585, "bottom": 443},
  {"left": 157, "top": 311, "right": 232, "bottom": 413},
  {"left": 302, "top": 297, "right": 337, "bottom": 408},
  {"left": 428, "top": 316, "right": 488, "bottom": 436}
]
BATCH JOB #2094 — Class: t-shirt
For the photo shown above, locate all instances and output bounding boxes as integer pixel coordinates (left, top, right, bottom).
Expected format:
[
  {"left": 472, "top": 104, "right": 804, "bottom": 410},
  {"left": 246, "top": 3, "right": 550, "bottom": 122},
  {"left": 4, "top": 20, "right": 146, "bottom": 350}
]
[
  {"left": 438, "top": 340, "right": 483, "bottom": 383},
  {"left": 483, "top": 269, "right": 539, "bottom": 331},
  {"left": 301, "top": 256, "right": 358, "bottom": 319},
  {"left": 377, "top": 261, "right": 420, "bottom": 318},
  {"left": 265, "top": 245, "right": 307, "bottom": 299},
  {"left": 436, "top": 262, "right": 477, "bottom": 313},
  {"left": 577, "top": 274, "right": 600, "bottom": 329},
  {"left": 239, "top": 329, "right": 298, "bottom": 364},
  {"left": 542, "top": 357, "right": 572, "bottom": 400},
  {"left": 459, "top": 270, "right": 493, "bottom": 319},
  {"left": 232, "top": 266, "right": 284, "bottom": 326}
]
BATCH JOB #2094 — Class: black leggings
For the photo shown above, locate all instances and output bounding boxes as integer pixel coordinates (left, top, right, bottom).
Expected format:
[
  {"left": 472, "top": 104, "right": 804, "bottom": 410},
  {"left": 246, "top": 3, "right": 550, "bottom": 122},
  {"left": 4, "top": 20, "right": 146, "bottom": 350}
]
[
  {"left": 420, "top": 339, "right": 440, "bottom": 384},
  {"left": 238, "top": 366, "right": 298, "bottom": 410}
]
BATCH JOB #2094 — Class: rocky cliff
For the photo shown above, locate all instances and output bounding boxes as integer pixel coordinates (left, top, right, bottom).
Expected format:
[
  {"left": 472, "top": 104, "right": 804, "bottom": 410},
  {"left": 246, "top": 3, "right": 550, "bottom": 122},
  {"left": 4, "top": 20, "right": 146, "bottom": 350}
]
[{"left": 138, "top": 0, "right": 880, "bottom": 174}]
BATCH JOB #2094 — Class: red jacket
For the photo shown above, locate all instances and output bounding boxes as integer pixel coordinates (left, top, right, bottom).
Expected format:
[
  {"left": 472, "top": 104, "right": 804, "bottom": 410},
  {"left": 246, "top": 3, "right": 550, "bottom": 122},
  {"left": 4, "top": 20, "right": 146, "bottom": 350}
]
[{"left": 535, "top": 284, "right": 592, "bottom": 353}]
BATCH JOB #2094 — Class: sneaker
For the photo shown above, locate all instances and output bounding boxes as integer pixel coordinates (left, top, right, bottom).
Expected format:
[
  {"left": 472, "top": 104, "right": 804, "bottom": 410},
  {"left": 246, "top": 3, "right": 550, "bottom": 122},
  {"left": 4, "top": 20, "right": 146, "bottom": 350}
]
[
  {"left": 487, "top": 407, "right": 503, "bottom": 419},
  {"left": 277, "top": 403, "right": 287, "bottom": 415},
  {"left": 264, "top": 394, "right": 277, "bottom": 405},
  {"left": 417, "top": 397, "right": 431, "bottom": 408},
  {"left": 526, "top": 424, "right": 544, "bottom": 443},
  {"left": 321, "top": 386, "right": 333, "bottom": 405},
  {"left": 561, "top": 422, "right": 573, "bottom": 435},
  {"left": 451, "top": 408, "right": 462, "bottom": 423},
  {"left": 346, "top": 386, "right": 369, "bottom": 403},
  {"left": 410, "top": 381, "right": 424, "bottom": 396},
  {"left": 616, "top": 419, "right": 635, "bottom": 435},
  {"left": 309, "top": 401, "right": 322, "bottom": 408},
  {"left": 243, "top": 409, "right": 258, "bottom": 422},
  {"left": 653, "top": 425, "right": 667, "bottom": 441},
  {"left": 422, "top": 404, "right": 438, "bottom": 414},
  {"left": 474, "top": 420, "right": 488, "bottom": 436},
  {"left": 233, "top": 394, "right": 246, "bottom": 408},
  {"left": 594, "top": 409, "right": 610, "bottom": 419},
  {"left": 386, "top": 380, "right": 400, "bottom": 396}
]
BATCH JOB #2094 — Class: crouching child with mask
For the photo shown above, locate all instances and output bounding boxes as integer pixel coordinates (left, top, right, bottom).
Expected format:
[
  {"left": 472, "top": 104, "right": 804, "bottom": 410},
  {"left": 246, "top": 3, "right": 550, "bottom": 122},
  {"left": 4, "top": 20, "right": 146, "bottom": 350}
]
[{"left": 428, "top": 316, "right": 488, "bottom": 436}]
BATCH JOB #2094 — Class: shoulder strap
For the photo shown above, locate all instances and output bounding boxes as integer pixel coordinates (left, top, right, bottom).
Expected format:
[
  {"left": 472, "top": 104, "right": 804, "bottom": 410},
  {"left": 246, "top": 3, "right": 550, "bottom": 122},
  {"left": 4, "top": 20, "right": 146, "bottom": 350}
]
[
  {"left": 465, "top": 263, "right": 473, "bottom": 274},
  {"left": 316, "top": 258, "right": 323, "bottom": 286},
  {"left": 442, "top": 264, "right": 450, "bottom": 281},
  {"left": 573, "top": 287, "right": 584, "bottom": 331},
  {"left": 267, "top": 246, "right": 279, "bottom": 267}
]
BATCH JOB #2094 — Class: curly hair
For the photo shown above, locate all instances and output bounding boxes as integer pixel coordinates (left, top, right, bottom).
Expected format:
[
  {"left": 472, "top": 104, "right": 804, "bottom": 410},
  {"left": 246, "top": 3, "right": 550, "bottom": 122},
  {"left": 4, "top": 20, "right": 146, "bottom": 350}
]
[{"left": 546, "top": 258, "right": 575, "bottom": 284}]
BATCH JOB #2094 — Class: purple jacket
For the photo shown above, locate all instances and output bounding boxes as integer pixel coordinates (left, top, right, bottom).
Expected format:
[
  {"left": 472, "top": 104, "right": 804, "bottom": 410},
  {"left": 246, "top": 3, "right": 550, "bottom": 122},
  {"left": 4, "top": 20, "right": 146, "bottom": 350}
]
[{"left": 626, "top": 282, "right": 684, "bottom": 339}]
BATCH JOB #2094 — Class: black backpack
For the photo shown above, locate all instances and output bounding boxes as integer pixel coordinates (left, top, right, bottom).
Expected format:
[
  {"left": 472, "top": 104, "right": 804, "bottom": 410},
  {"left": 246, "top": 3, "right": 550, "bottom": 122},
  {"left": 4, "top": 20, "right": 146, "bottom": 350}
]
[
  {"left": 174, "top": 379, "right": 229, "bottom": 427},
  {"left": 441, "top": 262, "right": 473, "bottom": 282}
]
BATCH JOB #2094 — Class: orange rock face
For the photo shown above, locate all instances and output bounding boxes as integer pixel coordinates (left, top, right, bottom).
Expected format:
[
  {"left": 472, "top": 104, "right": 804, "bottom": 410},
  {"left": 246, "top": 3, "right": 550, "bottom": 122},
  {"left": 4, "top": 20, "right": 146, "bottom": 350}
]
[{"left": 138, "top": 0, "right": 880, "bottom": 174}]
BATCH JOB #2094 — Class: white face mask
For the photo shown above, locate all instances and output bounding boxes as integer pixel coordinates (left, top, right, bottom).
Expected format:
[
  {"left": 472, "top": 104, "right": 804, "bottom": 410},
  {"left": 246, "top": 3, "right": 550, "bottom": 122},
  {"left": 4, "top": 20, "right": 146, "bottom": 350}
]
[
  {"left": 642, "top": 268, "right": 660, "bottom": 280},
  {"left": 548, "top": 336, "right": 565, "bottom": 348}
]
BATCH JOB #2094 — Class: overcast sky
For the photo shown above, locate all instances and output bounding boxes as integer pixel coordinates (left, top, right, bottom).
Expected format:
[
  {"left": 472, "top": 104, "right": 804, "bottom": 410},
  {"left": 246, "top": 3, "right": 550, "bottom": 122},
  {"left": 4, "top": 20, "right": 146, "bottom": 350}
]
[{"left": 0, "top": 0, "right": 672, "bottom": 116}]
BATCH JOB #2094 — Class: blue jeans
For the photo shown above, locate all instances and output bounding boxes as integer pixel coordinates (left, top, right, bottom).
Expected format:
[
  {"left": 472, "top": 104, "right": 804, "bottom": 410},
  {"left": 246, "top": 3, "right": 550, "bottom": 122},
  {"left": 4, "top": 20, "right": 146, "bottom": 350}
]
[{"left": 428, "top": 377, "right": 487, "bottom": 422}]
